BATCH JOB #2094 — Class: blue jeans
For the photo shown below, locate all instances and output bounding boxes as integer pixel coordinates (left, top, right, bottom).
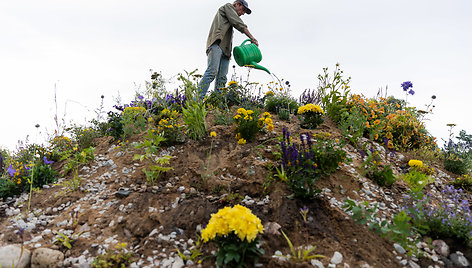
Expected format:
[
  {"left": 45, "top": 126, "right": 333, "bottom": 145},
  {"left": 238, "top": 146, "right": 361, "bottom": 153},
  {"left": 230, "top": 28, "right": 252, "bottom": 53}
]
[{"left": 198, "top": 43, "right": 230, "bottom": 99}]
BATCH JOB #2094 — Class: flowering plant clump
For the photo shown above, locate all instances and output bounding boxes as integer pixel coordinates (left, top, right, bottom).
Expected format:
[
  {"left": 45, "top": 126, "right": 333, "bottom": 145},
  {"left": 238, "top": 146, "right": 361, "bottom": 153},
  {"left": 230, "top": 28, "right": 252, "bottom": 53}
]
[
  {"left": 121, "top": 106, "right": 148, "bottom": 138},
  {"left": 360, "top": 145, "right": 396, "bottom": 187},
  {"left": 450, "top": 174, "right": 472, "bottom": 191},
  {"left": 201, "top": 205, "right": 264, "bottom": 267},
  {"left": 233, "top": 108, "right": 273, "bottom": 142},
  {"left": 154, "top": 108, "right": 185, "bottom": 145},
  {"left": 403, "top": 186, "right": 472, "bottom": 244},
  {"left": 280, "top": 128, "right": 348, "bottom": 199},
  {"left": 345, "top": 94, "right": 436, "bottom": 150},
  {"left": 402, "top": 160, "right": 434, "bottom": 192},
  {"left": 443, "top": 129, "right": 472, "bottom": 175},
  {"left": 297, "top": 104, "right": 324, "bottom": 129}
]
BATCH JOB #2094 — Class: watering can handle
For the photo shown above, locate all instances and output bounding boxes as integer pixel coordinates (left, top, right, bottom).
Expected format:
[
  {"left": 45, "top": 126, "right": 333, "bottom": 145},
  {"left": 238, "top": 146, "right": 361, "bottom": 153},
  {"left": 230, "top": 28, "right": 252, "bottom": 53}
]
[{"left": 241, "top": 39, "right": 254, "bottom": 46}]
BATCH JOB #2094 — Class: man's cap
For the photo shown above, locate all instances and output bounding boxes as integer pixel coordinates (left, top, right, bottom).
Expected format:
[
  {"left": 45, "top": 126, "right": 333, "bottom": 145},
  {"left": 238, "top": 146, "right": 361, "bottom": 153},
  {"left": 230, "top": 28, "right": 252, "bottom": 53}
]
[{"left": 238, "top": 0, "right": 252, "bottom": 14}]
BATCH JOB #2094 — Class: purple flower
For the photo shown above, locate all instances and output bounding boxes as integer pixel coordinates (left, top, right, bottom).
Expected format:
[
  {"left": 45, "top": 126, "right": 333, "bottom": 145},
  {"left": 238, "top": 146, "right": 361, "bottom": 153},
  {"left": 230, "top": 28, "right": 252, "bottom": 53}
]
[
  {"left": 43, "top": 156, "right": 54, "bottom": 165},
  {"left": 137, "top": 95, "right": 144, "bottom": 100},
  {"left": 7, "top": 165, "right": 16, "bottom": 177},
  {"left": 408, "top": 89, "right": 415, "bottom": 95},
  {"left": 401, "top": 81, "right": 413, "bottom": 91}
]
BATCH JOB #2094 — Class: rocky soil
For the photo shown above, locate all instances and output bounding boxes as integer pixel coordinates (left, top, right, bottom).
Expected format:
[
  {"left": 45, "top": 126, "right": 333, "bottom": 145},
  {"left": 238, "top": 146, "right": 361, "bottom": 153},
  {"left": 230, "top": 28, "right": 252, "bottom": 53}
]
[{"left": 0, "top": 114, "right": 470, "bottom": 267}]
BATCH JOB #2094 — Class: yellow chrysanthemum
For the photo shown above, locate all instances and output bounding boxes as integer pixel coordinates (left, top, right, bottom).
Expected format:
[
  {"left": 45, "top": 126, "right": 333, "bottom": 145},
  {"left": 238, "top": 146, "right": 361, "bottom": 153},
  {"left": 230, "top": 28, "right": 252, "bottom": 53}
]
[
  {"left": 201, "top": 205, "right": 263, "bottom": 243},
  {"left": 408, "top": 159, "right": 423, "bottom": 168}
]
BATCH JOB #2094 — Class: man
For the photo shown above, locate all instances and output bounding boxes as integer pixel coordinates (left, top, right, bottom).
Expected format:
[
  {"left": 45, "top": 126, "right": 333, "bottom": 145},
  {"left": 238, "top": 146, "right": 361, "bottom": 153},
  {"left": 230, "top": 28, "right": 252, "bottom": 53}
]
[{"left": 198, "top": 0, "right": 258, "bottom": 99}]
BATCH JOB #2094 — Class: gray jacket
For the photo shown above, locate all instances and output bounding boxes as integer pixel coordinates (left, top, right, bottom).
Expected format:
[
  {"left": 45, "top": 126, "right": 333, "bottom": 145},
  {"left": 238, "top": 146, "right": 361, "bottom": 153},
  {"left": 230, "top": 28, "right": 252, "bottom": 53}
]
[{"left": 206, "top": 3, "right": 248, "bottom": 58}]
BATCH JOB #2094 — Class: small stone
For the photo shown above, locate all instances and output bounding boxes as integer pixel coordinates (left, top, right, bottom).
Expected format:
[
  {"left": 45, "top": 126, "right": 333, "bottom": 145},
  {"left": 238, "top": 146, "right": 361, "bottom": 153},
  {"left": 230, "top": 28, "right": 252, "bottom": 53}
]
[
  {"left": 432, "top": 240, "right": 450, "bottom": 257},
  {"left": 330, "top": 251, "right": 343, "bottom": 264},
  {"left": 450, "top": 253, "right": 470, "bottom": 267},
  {"left": 311, "top": 259, "right": 325, "bottom": 268},
  {"left": 31, "top": 247, "right": 64, "bottom": 268},
  {"left": 408, "top": 260, "right": 420, "bottom": 268},
  {"left": 115, "top": 190, "right": 131, "bottom": 198},
  {"left": 394, "top": 243, "right": 406, "bottom": 255}
]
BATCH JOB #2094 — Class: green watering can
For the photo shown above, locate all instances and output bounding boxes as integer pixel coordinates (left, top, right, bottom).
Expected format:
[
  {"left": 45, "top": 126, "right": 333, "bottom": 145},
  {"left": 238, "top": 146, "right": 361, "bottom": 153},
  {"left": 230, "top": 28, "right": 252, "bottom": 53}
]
[{"left": 233, "top": 39, "right": 270, "bottom": 74}]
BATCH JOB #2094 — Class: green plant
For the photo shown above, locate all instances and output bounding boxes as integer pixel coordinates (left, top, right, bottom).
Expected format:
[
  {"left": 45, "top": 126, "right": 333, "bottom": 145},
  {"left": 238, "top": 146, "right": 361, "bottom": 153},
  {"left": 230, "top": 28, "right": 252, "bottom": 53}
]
[
  {"left": 450, "top": 174, "right": 472, "bottom": 191},
  {"left": 234, "top": 109, "right": 273, "bottom": 142},
  {"left": 317, "top": 63, "right": 351, "bottom": 123},
  {"left": 62, "top": 147, "right": 96, "bottom": 176},
  {"left": 154, "top": 108, "right": 185, "bottom": 145},
  {"left": 133, "top": 129, "right": 173, "bottom": 185},
  {"left": 53, "top": 231, "right": 83, "bottom": 250},
  {"left": 66, "top": 125, "right": 101, "bottom": 150},
  {"left": 277, "top": 108, "right": 290, "bottom": 121},
  {"left": 360, "top": 147, "right": 396, "bottom": 187},
  {"left": 276, "top": 230, "right": 324, "bottom": 263},
  {"left": 213, "top": 105, "right": 234, "bottom": 125},
  {"left": 402, "top": 168, "right": 434, "bottom": 193},
  {"left": 176, "top": 234, "right": 205, "bottom": 265},
  {"left": 343, "top": 199, "right": 420, "bottom": 255},
  {"left": 280, "top": 128, "right": 348, "bottom": 199},
  {"left": 91, "top": 243, "right": 133, "bottom": 268},
  {"left": 121, "top": 106, "right": 148, "bottom": 139},
  {"left": 339, "top": 106, "right": 367, "bottom": 145}
]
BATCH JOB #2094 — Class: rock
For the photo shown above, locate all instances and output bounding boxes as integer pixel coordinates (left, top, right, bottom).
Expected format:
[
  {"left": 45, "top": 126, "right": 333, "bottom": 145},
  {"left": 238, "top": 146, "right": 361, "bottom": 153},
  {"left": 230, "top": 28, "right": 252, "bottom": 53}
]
[
  {"left": 311, "top": 259, "right": 325, "bottom": 268},
  {"left": 263, "top": 222, "right": 281, "bottom": 235},
  {"left": 115, "top": 190, "right": 131, "bottom": 198},
  {"left": 450, "top": 253, "right": 470, "bottom": 267},
  {"left": 330, "top": 251, "right": 343, "bottom": 264},
  {"left": 31, "top": 248, "right": 64, "bottom": 268},
  {"left": 0, "top": 244, "right": 31, "bottom": 268},
  {"left": 432, "top": 240, "right": 450, "bottom": 257},
  {"left": 393, "top": 243, "right": 406, "bottom": 254},
  {"left": 172, "top": 256, "right": 185, "bottom": 268},
  {"left": 408, "top": 260, "right": 421, "bottom": 268}
]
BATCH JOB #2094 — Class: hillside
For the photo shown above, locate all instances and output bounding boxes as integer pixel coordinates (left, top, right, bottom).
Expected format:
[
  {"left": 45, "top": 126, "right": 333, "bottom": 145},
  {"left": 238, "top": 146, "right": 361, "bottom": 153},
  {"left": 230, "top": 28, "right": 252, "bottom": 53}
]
[{"left": 1, "top": 71, "right": 471, "bottom": 268}]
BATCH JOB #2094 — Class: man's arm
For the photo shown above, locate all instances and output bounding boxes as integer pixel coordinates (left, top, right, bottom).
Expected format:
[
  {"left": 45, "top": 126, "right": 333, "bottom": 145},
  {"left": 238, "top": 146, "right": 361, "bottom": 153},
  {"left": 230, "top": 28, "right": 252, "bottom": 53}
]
[{"left": 243, "top": 27, "right": 258, "bottom": 46}]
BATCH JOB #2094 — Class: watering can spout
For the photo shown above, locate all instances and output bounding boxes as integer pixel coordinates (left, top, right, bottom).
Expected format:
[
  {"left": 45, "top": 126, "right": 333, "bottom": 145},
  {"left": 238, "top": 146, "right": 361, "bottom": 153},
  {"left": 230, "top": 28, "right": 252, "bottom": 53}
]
[{"left": 251, "top": 62, "right": 271, "bottom": 74}]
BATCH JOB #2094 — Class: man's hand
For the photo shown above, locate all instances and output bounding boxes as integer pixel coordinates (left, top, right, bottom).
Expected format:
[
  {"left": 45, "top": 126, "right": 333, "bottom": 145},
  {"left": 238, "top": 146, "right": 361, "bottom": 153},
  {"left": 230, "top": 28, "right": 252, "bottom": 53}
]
[{"left": 251, "top": 38, "right": 259, "bottom": 46}]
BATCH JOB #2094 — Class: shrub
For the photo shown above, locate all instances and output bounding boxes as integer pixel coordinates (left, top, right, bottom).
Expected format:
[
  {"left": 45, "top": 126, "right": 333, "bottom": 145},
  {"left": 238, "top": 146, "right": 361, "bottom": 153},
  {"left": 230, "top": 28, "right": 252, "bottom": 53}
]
[
  {"left": 443, "top": 130, "right": 472, "bottom": 175},
  {"left": 122, "top": 106, "right": 148, "bottom": 138}
]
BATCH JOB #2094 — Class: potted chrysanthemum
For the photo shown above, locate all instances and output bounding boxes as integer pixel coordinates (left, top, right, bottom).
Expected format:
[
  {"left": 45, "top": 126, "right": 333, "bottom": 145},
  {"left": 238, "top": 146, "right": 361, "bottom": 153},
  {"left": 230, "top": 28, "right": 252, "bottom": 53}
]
[{"left": 201, "top": 204, "right": 264, "bottom": 267}]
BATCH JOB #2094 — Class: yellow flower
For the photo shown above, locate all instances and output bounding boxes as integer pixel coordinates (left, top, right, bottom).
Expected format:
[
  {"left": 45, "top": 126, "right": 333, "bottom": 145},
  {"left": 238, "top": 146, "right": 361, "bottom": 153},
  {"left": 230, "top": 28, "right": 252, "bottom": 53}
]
[
  {"left": 234, "top": 114, "right": 242, "bottom": 120},
  {"left": 235, "top": 133, "right": 242, "bottom": 140},
  {"left": 265, "top": 91, "right": 274, "bottom": 96},
  {"left": 237, "top": 108, "right": 247, "bottom": 115},
  {"left": 262, "top": 112, "right": 271, "bottom": 118},
  {"left": 238, "top": 138, "right": 247, "bottom": 145},
  {"left": 201, "top": 205, "right": 263, "bottom": 243},
  {"left": 408, "top": 159, "right": 423, "bottom": 168},
  {"left": 210, "top": 131, "right": 216, "bottom": 138},
  {"left": 228, "top": 81, "right": 238, "bottom": 87},
  {"left": 267, "top": 124, "right": 274, "bottom": 132}
]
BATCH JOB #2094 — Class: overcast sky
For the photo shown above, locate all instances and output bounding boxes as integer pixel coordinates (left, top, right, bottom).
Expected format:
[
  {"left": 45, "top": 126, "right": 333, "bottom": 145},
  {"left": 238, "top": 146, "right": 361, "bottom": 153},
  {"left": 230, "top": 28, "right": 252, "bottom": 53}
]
[{"left": 1, "top": 0, "right": 471, "bottom": 151}]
